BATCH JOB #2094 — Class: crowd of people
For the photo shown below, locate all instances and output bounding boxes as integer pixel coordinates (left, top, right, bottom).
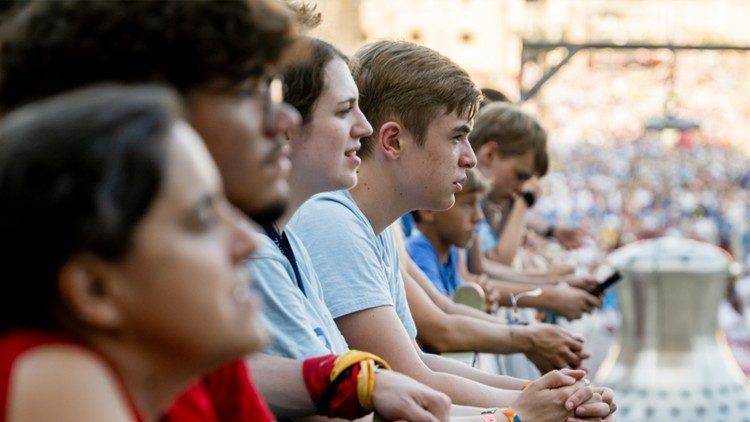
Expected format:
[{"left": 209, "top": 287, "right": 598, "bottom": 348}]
[
  {"left": 536, "top": 137, "right": 750, "bottom": 258},
  {"left": 0, "top": 1, "right": 624, "bottom": 421}
]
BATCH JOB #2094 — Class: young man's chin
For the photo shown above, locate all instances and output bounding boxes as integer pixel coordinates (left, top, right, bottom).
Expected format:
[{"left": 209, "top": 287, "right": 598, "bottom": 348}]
[{"left": 248, "top": 200, "right": 288, "bottom": 225}]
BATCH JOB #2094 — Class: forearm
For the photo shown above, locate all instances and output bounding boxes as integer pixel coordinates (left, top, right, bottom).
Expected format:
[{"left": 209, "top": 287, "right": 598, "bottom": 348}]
[
  {"left": 336, "top": 307, "right": 521, "bottom": 408},
  {"left": 417, "top": 367, "right": 522, "bottom": 407},
  {"left": 481, "top": 257, "right": 556, "bottom": 284},
  {"left": 406, "top": 257, "right": 499, "bottom": 324},
  {"left": 420, "top": 350, "right": 528, "bottom": 390},
  {"left": 491, "top": 199, "right": 527, "bottom": 266},
  {"left": 443, "top": 297, "right": 498, "bottom": 323},
  {"left": 437, "top": 313, "right": 534, "bottom": 355},
  {"left": 247, "top": 353, "right": 315, "bottom": 418},
  {"left": 481, "top": 279, "right": 560, "bottom": 309}
]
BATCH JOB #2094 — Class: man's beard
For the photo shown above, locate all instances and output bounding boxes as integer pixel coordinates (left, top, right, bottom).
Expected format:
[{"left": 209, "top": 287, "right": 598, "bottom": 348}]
[{"left": 248, "top": 200, "right": 288, "bottom": 225}]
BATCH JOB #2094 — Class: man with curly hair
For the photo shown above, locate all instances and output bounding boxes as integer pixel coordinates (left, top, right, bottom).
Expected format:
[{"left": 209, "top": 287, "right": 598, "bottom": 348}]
[{"left": 0, "top": 1, "right": 453, "bottom": 420}]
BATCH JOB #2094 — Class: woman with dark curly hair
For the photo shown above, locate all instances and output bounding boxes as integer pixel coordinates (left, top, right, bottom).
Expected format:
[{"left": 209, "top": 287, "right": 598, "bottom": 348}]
[{"left": 0, "top": 84, "right": 266, "bottom": 421}]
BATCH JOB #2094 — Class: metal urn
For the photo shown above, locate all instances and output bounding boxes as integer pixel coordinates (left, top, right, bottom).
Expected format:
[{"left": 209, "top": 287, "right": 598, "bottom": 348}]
[{"left": 594, "top": 237, "right": 750, "bottom": 421}]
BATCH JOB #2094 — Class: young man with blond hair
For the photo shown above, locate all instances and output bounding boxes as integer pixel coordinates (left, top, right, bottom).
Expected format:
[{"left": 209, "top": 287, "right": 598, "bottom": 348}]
[{"left": 291, "top": 40, "right": 615, "bottom": 420}]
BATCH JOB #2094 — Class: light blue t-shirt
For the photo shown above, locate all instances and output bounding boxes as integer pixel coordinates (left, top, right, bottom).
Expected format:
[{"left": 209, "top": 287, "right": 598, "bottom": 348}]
[
  {"left": 249, "top": 227, "right": 349, "bottom": 359},
  {"left": 290, "top": 190, "right": 418, "bottom": 339}
]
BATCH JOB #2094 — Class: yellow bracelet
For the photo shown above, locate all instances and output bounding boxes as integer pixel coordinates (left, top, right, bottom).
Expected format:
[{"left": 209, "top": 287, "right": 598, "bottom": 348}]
[
  {"left": 329, "top": 350, "right": 391, "bottom": 412},
  {"left": 330, "top": 350, "right": 390, "bottom": 381}
]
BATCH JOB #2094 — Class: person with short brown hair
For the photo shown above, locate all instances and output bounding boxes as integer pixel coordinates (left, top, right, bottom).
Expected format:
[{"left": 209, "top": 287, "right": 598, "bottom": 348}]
[
  {"left": 353, "top": 40, "right": 480, "bottom": 161},
  {"left": 407, "top": 168, "right": 490, "bottom": 296},
  {"left": 464, "top": 104, "right": 601, "bottom": 319},
  {"left": 292, "top": 40, "right": 614, "bottom": 420}
]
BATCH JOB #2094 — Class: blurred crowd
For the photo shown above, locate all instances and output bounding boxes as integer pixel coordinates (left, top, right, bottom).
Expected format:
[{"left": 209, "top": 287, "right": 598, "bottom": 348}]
[{"left": 537, "top": 139, "right": 750, "bottom": 258}]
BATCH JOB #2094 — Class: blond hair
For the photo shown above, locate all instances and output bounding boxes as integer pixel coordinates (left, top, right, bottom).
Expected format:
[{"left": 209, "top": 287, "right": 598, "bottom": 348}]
[
  {"left": 469, "top": 102, "right": 546, "bottom": 159},
  {"left": 461, "top": 167, "right": 490, "bottom": 196},
  {"left": 351, "top": 40, "right": 480, "bottom": 158}
]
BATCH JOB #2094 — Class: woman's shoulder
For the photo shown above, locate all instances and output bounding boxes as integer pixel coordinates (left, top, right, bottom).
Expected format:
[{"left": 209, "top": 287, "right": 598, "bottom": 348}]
[{"left": 2, "top": 330, "right": 136, "bottom": 422}]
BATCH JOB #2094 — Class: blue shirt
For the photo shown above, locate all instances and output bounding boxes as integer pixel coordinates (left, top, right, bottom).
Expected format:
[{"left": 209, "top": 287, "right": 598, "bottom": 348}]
[
  {"left": 290, "top": 190, "right": 418, "bottom": 340},
  {"left": 406, "top": 232, "right": 462, "bottom": 296},
  {"left": 249, "top": 227, "right": 349, "bottom": 359},
  {"left": 476, "top": 218, "right": 499, "bottom": 254}
]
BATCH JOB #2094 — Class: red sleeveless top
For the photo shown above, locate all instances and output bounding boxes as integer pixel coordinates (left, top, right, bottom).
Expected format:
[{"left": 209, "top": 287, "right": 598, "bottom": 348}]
[
  {"left": 1, "top": 330, "right": 275, "bottom": 422},
  {"left": 164, "top": 360, "right": 275, "bottom": 421},
  {"left": 0, "top": 330, "right": 143, "bottom": 422}
]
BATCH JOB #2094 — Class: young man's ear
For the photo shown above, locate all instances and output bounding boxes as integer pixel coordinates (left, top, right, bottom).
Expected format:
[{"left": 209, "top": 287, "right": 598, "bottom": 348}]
[
  {"left": 476, "top": 142, "right": 498, "bottom": 167},
  {"left": 377, "top": 121, "right": 403, "bottom": 160},
  {"left": 57, "top": 254, "right": 124, "bottom": 331}
]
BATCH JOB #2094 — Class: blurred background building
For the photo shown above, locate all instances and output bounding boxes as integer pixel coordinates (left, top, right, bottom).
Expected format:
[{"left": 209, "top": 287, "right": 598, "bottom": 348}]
[{"left": 311, "top": 0, "right": 750, "bottom": 263}]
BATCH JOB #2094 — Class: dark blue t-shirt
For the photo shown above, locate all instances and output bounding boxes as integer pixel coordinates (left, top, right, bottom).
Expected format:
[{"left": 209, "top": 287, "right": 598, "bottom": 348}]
[{"left": 406, "top": 232, "right": 462, "bottom": 296}]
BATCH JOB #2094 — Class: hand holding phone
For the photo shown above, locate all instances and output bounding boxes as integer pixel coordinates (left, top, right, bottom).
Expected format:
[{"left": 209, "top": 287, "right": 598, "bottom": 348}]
[{"left": 590, "top": 271, "right": 622, "bottom": 296}]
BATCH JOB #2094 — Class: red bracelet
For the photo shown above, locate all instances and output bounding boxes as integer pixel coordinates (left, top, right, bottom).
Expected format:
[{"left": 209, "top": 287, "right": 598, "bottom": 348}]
[{"left": 302, "top": 351, "right": 390, "bottom": 419}]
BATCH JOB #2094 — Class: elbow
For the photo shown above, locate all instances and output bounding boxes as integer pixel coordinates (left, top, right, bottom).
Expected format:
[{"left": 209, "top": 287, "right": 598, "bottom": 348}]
[{"left": 416, "top": 321, "right": 454, "bottom": 354}]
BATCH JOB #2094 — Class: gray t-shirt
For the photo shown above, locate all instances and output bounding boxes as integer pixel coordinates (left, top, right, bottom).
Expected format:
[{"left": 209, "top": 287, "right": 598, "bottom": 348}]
[
  {"left": 249, "top": 227, "right": 349, "bottom": 359},
  {"left": 290, "top": 190, "right": 418, "bottom": 339}
]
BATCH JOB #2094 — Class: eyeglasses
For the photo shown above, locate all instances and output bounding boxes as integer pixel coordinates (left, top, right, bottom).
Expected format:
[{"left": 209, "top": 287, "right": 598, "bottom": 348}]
[{"left": 259, "top": 75, "right": 285, "bottom": 137}]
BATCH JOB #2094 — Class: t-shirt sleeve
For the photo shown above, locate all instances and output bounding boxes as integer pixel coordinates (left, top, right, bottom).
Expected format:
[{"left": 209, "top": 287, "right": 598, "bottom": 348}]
[
  {"left": 291, "top": 198, "right": 396, "bottom": 319},
  {"left": 406, "top": 238, "right": 445, "bottom": 294},
  {"left": 249, "top": 244, "right": 334, "bottom": 359}
]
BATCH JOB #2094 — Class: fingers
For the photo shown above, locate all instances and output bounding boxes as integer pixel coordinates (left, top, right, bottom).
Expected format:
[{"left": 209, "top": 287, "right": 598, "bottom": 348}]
[
  {"left": 575, "top": 401, "right": 611, "bottom": 418},
  {"left": 530, "top": 369, "right": 577, "bottom": 390},
  {"left": 560, "top": 368, "right": 587, "bottom": 380},
  {"left": 562, "top": 350, "right": 582, "bottom": 368},
  {"left": 582, "top": 293, "right": 602, "bottom": 311},
  {"left": 593, "top": 387, "right": 617, "bottom": 415},
  {"left": 565, "top": 336, "right": 585, "bottom": 352},
  {"left": 420, "top": 391, "right": 451, "bottom": 422},
  {"left": 403, "top": 403, "right": 442, "bottom": 422},
  {"left": 565, "top": 386, "right": 594, "bottom": 411},
  {"left": 576, "top": 349, "right": 591, "bottom": 361},
  {"left": 593, "top": 387, "right": 615, "bottom": 404}
]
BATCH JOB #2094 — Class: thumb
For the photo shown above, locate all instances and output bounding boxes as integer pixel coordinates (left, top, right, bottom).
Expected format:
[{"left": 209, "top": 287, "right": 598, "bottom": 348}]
[
  {"left": 530, "top": 370, "right": 577, "bottom": 390},
  {"left": 560, "top": 368, "right": 587, "bottom": 380}
]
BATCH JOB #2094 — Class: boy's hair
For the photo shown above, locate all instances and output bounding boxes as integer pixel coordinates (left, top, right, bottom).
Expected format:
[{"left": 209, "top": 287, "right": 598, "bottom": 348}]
[
  {"left": 351, "top": 40, "right": 480, "bottom": 158},
  {"left": 0, "top": 0, "right": 298, "bottom": 110},
  {"left": 479, "top": 87, "right": 510, "bottom": 108},
  {"left": 469, "top": 102, "right": 547, "bottom": 159},
  {"left": 411, "top": 168, "right": 489, "bottom": 223},
  {"left": 462, "top": 167, "right": 491, "bottom": 196},
  {"left": 535, "top": 148, "right": 550, "bottom": 177}
]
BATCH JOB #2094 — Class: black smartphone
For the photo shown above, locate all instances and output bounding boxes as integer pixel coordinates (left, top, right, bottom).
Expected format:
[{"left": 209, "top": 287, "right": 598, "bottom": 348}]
[{"left": 590, "top": 271, "right": 622, "bottom": 296}]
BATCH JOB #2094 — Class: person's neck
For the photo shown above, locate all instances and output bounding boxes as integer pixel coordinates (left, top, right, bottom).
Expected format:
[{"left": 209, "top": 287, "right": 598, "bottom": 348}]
[
  {"left": 349, "top": 159, "right": 412, "bottom": 235},
  {"left": 418, "top": 225, "right": 451, "bottom": 264},
  {"left": 90, "top": 336, "right": 205, "bottom": 420},
  {"left": 275, "top": 170, "right": 327, "bottom": 231}
]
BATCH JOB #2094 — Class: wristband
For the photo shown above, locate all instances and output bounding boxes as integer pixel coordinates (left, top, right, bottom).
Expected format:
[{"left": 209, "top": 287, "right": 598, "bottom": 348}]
[
  {"left": 481, "top": 407, "right": 523, "bottom": 422},
  {"left": 520, "top": 191, "right": 536, "bottom": 208},
  {"left": 302, "top": 350, "right": 391, "bottom": 419},
  {"left": 501, "top": 407, "right": 523, "bottom": 422}
]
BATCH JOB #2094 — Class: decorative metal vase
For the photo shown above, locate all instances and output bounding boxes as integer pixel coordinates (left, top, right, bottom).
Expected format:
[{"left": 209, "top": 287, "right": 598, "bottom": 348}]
[{"left": 595, "top": 237, "right": 750, "bottom": 421}]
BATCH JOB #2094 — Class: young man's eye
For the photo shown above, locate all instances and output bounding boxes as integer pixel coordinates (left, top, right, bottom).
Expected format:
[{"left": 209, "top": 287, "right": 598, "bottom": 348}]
[{"left": 336, "top": 106, "right": 353, "bottom": 116}]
